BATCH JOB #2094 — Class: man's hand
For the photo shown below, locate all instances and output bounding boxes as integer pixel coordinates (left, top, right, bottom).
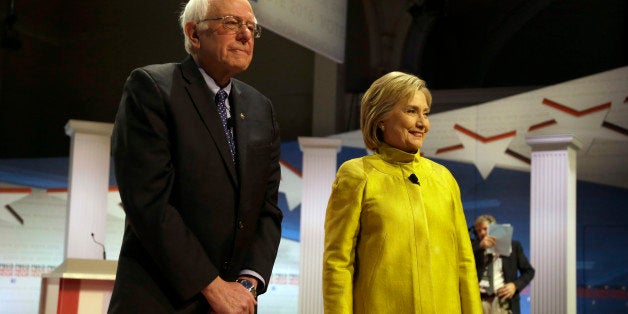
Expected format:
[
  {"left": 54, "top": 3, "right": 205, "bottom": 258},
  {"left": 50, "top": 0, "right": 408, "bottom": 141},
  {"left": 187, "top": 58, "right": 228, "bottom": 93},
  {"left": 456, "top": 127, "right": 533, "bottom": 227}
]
[
  {"left": 497, "top": 282, "right": 516, "bottom": 300},
  {"left": 202, "top": 277, "right": 257, "bottom": 314},
  {"left": 479, "top": 235, "right": 496, "bottom": 249}
]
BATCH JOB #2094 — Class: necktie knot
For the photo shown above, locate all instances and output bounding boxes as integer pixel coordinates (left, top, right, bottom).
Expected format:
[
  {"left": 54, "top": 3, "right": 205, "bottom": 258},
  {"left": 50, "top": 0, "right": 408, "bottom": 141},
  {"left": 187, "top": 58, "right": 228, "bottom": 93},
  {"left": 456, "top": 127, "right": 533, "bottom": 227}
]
[{"left": 216, "top": 90, "right": 228, "bottom": 104}]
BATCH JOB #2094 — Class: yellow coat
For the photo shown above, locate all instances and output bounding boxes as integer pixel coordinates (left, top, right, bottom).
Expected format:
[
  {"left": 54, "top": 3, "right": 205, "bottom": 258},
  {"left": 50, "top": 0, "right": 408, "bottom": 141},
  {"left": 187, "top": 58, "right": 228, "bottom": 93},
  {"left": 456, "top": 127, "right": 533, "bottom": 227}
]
[{"left": 323, "top": 144, "right": 482, "bottom": 314}]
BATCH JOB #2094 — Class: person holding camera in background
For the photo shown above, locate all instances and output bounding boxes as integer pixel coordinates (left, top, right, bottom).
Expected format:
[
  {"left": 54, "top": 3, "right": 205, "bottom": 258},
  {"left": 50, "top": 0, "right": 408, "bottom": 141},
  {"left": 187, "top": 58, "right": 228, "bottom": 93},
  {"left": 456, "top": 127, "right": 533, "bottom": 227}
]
[{"left": 472, "top": 215, "right": 535, "bottom": 314}]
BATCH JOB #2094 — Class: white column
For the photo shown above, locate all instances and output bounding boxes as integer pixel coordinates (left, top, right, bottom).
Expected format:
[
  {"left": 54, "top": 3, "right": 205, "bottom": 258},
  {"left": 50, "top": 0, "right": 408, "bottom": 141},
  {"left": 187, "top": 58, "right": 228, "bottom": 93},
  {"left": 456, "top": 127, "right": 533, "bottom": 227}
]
[
  {"left": 298, "top": 137, "right": 342, "bottom": 314},
  {"left": 526, "top": 134, "right": 581, "bottom": 314},
  {"left": 64, "top": 120, "right": 114, "bottom": 260}
]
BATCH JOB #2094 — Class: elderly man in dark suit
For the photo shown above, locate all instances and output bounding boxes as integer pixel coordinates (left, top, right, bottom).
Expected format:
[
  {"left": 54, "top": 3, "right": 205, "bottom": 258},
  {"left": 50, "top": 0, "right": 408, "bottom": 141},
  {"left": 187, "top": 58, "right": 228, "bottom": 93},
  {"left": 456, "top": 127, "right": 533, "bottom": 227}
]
[
  {"left": 472, "top": 215, "right": 535, "bottom": 314},
  {"left": 108, "top": 0, "right": 282, "bottom": 312}
]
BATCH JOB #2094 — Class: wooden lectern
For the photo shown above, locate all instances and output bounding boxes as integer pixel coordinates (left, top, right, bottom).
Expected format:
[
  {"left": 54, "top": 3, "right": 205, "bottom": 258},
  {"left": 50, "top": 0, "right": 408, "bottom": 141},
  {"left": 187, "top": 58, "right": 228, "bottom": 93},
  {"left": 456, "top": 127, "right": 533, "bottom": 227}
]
[{"left": 39, "top": 258, "right": 117, "bottom": 314}]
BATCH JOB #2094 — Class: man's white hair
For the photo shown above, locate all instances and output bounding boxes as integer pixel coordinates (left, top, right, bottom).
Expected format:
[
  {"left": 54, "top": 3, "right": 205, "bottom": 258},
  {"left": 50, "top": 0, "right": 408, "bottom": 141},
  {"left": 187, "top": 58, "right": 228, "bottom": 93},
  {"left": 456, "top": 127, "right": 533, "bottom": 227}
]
[{"left": 179, "top": 0, "right": 213, "bottom": 54}]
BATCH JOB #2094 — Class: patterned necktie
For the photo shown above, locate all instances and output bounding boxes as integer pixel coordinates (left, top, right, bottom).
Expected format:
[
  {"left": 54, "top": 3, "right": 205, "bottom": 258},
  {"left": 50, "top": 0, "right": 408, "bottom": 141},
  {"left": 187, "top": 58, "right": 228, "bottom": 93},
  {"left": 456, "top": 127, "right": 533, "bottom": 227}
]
[{"left": 215, "top": 90, "right": 235, "bottom": 162}]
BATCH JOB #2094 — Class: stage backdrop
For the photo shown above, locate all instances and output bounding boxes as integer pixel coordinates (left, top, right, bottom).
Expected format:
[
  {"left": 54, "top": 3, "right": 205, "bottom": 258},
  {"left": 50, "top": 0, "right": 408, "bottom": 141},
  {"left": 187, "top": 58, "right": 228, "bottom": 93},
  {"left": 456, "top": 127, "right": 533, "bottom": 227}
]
[
  {"left": 250, "top": 0, "right": 347, "bottom": 63},
  {"left": 1, "top": 67, "right": 627, "bottom": 313}
]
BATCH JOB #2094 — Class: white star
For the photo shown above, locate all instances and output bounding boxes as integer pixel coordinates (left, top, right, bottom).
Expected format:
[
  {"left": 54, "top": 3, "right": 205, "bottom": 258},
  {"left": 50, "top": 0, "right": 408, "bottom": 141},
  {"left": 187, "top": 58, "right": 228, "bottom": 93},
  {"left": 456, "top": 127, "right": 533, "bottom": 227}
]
[{"left": 279, "top": 162, "right": 303, "bottom": 211}]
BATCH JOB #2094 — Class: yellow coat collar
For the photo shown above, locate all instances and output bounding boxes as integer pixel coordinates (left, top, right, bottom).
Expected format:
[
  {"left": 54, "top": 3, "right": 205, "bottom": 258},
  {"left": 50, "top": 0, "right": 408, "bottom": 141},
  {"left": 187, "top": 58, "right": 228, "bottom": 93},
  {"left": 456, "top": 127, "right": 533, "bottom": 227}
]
[{"left": 377, "top": 143, "right": 421, "bottom": 165}]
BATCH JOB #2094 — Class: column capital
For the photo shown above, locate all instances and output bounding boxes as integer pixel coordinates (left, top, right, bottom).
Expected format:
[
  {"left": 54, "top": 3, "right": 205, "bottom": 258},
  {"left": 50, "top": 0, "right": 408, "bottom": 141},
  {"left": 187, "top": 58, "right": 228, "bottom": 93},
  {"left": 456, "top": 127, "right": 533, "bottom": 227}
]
[
  {"left": 525, "top": 134, "right": 582, "bottom": 152},
  {"left": 65, "top": 119, "right": 114, "bottom": 137}
]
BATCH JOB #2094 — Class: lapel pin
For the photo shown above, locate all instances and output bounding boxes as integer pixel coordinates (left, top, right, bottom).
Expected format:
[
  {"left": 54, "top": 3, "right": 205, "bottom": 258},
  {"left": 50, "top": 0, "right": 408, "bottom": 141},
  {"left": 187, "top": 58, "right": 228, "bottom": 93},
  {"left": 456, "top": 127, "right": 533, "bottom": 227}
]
[{"left": 240, "top": 112, "right": 246, "bottom": 120}]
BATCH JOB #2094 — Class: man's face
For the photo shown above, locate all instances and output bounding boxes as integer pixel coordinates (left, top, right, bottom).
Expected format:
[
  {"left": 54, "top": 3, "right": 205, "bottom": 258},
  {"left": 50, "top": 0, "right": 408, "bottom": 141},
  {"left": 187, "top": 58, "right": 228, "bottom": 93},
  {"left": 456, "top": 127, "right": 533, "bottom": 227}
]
[
  {"left": 192, "top": 0, "right": 256, "bottom": 81},
  {"left": 474, "top": 220, "right": 489, "bottom": 240}
]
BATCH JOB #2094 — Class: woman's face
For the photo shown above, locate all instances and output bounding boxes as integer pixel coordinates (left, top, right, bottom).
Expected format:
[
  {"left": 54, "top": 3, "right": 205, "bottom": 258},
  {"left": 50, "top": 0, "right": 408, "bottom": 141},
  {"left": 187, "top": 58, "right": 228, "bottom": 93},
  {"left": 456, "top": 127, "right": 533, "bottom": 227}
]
[{"left": 379, "top": 91, "right": 430, "bottom": 153}]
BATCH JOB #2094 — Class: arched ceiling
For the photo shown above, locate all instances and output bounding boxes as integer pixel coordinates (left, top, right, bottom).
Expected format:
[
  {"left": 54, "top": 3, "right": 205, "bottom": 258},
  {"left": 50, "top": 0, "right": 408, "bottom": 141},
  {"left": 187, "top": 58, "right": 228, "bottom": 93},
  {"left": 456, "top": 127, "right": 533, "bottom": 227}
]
[
  {"left": 0, "top": 0, "right": 625, "bottom": 158},
  {"left": 345, "top": 0, "right": 626, "bottom": 91}
]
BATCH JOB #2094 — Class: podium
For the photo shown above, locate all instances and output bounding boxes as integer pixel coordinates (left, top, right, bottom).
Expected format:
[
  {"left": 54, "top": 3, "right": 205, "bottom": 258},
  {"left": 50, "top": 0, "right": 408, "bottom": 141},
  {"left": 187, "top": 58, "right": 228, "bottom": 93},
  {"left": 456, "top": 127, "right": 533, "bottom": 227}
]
[{"left": 39, "top": 258, "right": 117, "bottom": 314}]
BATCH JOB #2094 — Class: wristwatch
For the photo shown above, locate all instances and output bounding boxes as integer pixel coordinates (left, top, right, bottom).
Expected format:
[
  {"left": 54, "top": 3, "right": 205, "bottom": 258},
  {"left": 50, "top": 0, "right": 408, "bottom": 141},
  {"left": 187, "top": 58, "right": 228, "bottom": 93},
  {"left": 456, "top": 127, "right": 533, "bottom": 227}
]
[{"left": 236, "top": 278, "right": 257, "bottom": 298}]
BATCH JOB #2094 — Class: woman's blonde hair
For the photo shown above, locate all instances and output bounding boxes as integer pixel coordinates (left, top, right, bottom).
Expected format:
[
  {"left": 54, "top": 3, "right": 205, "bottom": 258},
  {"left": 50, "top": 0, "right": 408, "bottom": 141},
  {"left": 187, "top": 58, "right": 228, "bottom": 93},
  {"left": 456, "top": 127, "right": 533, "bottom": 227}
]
[{"left": 360, "top": 71, "right": 432, "bottom": 152}]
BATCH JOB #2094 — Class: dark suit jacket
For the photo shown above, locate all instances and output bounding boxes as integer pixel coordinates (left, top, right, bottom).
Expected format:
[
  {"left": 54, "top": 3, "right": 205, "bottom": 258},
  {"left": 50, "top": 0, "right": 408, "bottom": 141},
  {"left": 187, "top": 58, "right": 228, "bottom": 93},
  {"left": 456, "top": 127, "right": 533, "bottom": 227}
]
[
  {"left": 473, "top": 240, "right": 535, "bottom": 314},
  {"left": 108, "top": 56, "right": 283, "bottom": 313}
]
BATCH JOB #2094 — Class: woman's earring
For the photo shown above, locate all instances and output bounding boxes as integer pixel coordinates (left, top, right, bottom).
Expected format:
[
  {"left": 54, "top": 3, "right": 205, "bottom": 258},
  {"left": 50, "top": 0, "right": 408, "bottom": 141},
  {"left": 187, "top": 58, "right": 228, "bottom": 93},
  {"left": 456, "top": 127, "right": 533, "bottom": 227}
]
[{"left": 379, "top": 124, "right": 385, "bottom": 131}]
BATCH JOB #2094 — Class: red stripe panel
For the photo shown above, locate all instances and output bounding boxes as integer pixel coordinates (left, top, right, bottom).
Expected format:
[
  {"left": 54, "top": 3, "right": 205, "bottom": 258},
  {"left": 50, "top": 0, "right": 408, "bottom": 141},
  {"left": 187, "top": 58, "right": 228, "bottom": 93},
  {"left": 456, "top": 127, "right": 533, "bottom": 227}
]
[
  {"left": 454, "top": 124, "right": 516, "bottom": 143},
  {"left": 47, "top": 187, "right": 119, "bottom": 193},
  {"left": 602, "top": 121, "right": 628, "bottom": 136},
  {"left": 436, "top": 144, "right": 464, "bottom": 154},
  {"left": 58, "top": 278, "right": 80, "bottom": 314},
  {"left": 542, "top": 98, "right": 611, "bottom": 117},
  {"left": 505, "top": 149, "right": 531, "bottom": 165},
  {"left": 578, "top": 287, "right": 628, "bottom": 299},
  {"left": 279, "top": 159, "right": 302, "bottom": 177},
  {"left": 528, "top": 119, "right": 557, "bottom": 131},
  {"left": 0, "top": 188, "right": 31, "bottom": 193},
  {"left": 46, "top": 188, "right": 68, "bottom": 193}
]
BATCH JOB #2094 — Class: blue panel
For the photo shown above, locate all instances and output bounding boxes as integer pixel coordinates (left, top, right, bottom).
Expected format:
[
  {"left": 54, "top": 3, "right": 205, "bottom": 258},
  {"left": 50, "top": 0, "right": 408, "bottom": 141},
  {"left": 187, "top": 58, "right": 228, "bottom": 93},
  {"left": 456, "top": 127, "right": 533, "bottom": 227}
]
[{"left": 1, "top": 141, "right": 627, "bottom": 313}]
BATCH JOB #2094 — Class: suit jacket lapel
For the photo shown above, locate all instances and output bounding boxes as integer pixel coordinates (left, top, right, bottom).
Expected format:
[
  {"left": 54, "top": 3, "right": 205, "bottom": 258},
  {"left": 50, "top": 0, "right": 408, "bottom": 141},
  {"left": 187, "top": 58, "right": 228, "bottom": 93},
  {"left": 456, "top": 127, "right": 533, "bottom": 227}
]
[{"left": 180, "top": 56, "right": 238, "bottom": 184}]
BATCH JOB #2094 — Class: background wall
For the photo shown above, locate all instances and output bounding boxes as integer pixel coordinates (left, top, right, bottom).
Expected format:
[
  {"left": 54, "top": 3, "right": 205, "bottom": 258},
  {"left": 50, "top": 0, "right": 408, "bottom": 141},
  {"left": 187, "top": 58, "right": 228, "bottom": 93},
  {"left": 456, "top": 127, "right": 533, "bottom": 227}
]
[
  {"left": 0, "top": 0, "right": 315, "bottom": 158},
  {"left": 1, "top": 0, "right": 626, "bottom": 159}
]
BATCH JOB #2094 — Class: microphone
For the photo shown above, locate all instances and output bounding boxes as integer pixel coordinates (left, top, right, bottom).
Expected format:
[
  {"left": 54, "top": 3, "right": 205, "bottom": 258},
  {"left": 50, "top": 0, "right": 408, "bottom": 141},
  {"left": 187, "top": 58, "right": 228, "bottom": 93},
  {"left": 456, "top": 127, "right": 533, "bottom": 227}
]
[
  {"left": 408, "top": 174, "right": 420, "bottom": 185},
  {"left": 91, "top": 232, "right": 107, "bottom": 260}
]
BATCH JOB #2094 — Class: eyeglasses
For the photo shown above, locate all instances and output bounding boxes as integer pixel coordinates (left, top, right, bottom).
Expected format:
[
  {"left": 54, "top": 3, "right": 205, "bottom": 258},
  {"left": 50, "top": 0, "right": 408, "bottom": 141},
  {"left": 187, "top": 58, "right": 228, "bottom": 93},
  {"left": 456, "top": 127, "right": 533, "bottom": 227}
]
[{"left": 198, "top": 16, "right": 262, "bottom": 38}]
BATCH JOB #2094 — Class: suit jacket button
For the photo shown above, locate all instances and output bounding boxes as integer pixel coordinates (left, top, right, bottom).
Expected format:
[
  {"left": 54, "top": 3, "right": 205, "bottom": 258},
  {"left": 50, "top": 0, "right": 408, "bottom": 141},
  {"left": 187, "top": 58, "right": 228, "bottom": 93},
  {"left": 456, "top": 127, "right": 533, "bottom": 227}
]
[{"left": 238, "top": 221, "right": 245, "bottom": 229}]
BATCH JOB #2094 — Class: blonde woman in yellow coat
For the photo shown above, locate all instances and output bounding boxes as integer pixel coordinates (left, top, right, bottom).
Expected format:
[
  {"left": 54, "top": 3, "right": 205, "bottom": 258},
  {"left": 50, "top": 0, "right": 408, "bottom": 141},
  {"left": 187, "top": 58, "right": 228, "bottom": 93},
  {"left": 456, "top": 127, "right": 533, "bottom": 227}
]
[{"left": 323, "top": 72, "right": 482, "bottom": 314}]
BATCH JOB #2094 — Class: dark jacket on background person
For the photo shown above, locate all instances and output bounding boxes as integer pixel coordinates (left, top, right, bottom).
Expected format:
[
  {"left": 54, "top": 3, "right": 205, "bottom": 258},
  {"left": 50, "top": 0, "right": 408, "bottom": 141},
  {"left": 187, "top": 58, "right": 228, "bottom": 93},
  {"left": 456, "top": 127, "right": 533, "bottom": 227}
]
[{"left": 472, "top": 239, "right": 535, "bottom": 314}]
